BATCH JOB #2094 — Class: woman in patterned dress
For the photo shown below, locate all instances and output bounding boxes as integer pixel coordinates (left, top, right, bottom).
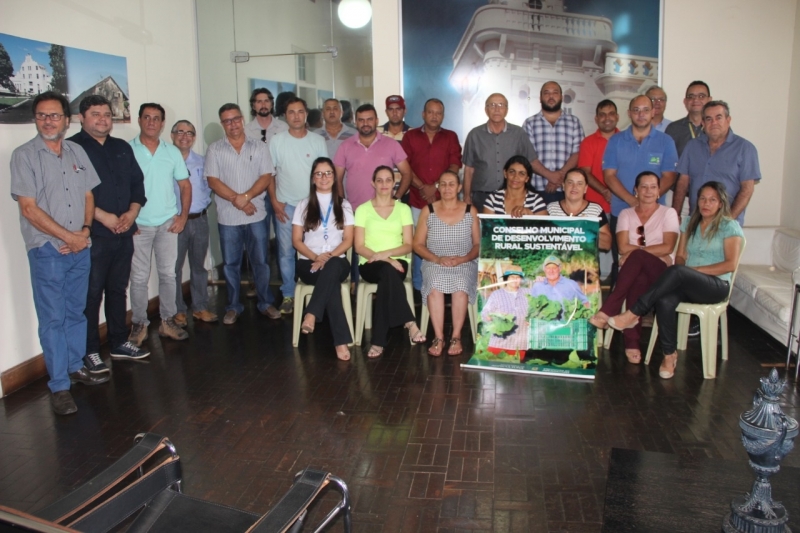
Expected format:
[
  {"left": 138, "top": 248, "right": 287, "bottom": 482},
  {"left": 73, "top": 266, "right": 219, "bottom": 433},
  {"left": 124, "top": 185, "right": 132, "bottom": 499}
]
[{"left": 413, "top": 171, "right": 480, "bottom": 356}]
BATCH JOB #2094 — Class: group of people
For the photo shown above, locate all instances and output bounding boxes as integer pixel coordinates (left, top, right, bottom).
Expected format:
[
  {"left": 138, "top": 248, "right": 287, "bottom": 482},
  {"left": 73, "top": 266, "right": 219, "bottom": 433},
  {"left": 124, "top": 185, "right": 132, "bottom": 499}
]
[{"left": 11, "top": 77, "right": 759, "bottom": 414}]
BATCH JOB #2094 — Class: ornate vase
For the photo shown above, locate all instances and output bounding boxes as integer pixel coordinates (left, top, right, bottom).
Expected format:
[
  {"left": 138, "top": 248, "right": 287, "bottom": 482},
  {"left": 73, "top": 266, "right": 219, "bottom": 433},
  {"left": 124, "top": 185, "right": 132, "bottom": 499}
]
[{"left": 723, "top": 369, "right": 799, "bottom": 533}]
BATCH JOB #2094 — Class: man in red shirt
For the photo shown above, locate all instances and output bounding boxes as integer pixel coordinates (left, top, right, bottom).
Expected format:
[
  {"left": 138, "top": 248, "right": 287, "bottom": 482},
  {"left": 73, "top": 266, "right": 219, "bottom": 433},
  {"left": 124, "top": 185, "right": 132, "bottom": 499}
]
[
  {"left": 578, "top": 99, "right": 619, "bottom": 283},
  {"left": 401, "top": 98, "right": 462, "bottom": 291}
]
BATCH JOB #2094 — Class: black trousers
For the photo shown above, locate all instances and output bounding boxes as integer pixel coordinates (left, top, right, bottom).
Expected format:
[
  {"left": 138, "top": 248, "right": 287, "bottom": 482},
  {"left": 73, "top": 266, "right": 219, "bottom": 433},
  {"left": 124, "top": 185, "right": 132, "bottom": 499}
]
[
  {"left": 296, "top": 257, "right": 352, "bottom": 346},
  {"left": 609, "top": 214, "right": 619, "bottom": 287},
  {"left": 630, "top": 265, "right": 729, "bottom": 355},
  {"left": 85, "top": 235, "right": 134, "bottom": 353},
  {"left": 358, "top": 260, "right": 414, "bottom": 347}
]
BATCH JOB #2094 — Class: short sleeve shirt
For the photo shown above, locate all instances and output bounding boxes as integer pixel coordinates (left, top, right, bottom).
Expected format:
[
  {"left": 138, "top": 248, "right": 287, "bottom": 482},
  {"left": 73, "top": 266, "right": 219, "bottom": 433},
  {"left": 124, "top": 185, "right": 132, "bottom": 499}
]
[
  {"left": 401, "top": 127, "right": 462, "bottom": 208},
  {"left": 522, "top": 112, "right": 585, "bottom": 191},
  {"left": 314, "top": 124, "right": 357, "bottom": 159},
  {"left": 292, "top": 193, "right": 354, "bottom": 259},
  {"left": 483, "top": 189, "right": 546, "bottom": 215},
  {"left": 244, "top": 117, "right": 288, "bottom": 145},
  {"left": 206, "top": 136, "right": 275, "bottom": 226},
  {"left": 129, "top": 137, "right": 189, "bottom": 227},
  {"left": 546, "top": 201, "right": 608, "bottom": 227},
  {"left": 354, "top": 200, "right": 413, "bottom": 264},
  {"left": 333, "top": 132, "right": 408, "bottom": 210},
  {"left": 577, "top": 129, "right": 618, "bottom": 212},
  {"left": 618, "top": 205, "right": 680, "bottom": 261},
  {"left": 10, "top": 137, "right": 101, "bottom": 251},
  {"left": 269, "top": 130, "right": 329, "bottom": 205},
  {"left": 528, "top": 277, "right": 589, "bottom": 304},
  {"left": 665, "top": 116, "right": 704, "bottom": 157},
  {"left": 676, "top": 130, "right": 761, "bottom": 225},
  {"left": 174, "top": 150, "right": 212, "bottom": 215},
  {"left": 462, "top": 122, "right": 538, "bottom": 193},
  {"left": 681, "top": 217, "right": 744, "bottom": 282},
  {"left": 602, "top": 127, "right": 679, "bottom": 216}
]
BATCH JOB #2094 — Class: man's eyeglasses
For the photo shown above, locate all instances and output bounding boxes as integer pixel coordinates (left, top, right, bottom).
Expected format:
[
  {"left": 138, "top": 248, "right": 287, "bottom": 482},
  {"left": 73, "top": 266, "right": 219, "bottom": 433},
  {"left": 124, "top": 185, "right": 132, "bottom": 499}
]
[
  {"left": 313, "top": 170, "right": 334, "bottom": 178},
  {"left": 221, "top": 116, "right": 243, "bottom": 126},
  {"left": 34, "top": 112, "right": 64, "bottom": 122},
  {"left": 649, "top": 97, "right": 667, "bottom": 103},
  {"left": 686, "top": 93, "right": 709, "bottom": 100},
  {"left": 487, "top": 103, "right": 507, "bottom": 109},
  {"left": 636, "top": 225, "right": 646, "bottom": 247},
  {"left": 172, "top": 130, "right": 196, "bottom": 137}
]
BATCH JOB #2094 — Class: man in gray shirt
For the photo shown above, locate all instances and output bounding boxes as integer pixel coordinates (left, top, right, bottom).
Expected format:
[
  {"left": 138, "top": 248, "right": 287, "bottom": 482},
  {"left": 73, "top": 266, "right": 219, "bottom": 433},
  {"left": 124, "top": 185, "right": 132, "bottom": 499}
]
[
  {"left": 462, "top": 93, "right": 539, "bottom": 210},
  {"left": 206, "top": 103, "right": 280, "bottom": 324},
  {"left": 10, "top": 91, "right": 108, "bottom": 416},
  {"left": 315, "top": 98, "right": 356, "bottom": 158}
]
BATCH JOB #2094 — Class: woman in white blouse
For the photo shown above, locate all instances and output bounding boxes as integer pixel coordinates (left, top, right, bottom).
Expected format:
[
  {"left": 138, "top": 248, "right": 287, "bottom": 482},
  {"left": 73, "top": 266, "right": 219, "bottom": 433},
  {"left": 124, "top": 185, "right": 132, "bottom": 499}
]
[{"left": 292, "top": 157, "right": 354, "bottom": 361}]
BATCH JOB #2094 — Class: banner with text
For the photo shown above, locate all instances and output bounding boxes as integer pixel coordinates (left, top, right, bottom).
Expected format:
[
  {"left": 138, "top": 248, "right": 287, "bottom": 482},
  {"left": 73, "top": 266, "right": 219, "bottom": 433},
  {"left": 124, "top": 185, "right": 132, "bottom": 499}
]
[{"left": 462, "top": 215, "right": 601, "bottom": 380}]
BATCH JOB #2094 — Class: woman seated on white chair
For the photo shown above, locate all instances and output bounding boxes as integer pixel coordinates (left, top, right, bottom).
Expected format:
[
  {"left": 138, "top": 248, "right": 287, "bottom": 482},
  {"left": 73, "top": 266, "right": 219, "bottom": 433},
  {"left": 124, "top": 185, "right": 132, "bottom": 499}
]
[
  {"left": 354, "top": 165, "right": 425, "bottom": 359},
  {"left": 606, "top": 181, "right": 744, "bottom": 379},
  {"left": 588, "top": 171, "right": 679, "bottom": 364},
  {"left": 292, "top": 157, "right": 354, "bottom": 361},
  {"left": 482, "top": 155, "right": 548, "bottom": 217},
  {"left": 412, "top": 171, "right": 480, "bottom": 357}
]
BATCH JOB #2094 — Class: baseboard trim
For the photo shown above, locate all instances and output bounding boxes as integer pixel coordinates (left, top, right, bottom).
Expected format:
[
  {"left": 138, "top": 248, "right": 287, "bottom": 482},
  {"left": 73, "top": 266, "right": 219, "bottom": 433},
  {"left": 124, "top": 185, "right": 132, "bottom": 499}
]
[{"left": 1, "top": 283, "right": 190, "bottom": 397}]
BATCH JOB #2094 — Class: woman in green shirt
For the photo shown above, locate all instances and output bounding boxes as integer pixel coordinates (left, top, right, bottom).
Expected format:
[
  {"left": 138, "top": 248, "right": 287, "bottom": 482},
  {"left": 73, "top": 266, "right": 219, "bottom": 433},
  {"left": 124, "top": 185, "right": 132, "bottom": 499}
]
[
  {"left": 354, "top": 166, "right": 426, "bottom": 358},
  {"left": 607, "top": 181, "right": 744, "bottom": 379}
]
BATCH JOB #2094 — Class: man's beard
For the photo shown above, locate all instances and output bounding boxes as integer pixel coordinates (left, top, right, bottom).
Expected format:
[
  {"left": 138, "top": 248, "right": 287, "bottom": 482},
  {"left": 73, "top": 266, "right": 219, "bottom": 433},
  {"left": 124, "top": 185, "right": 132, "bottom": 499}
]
[
  {"left": 541, "top": 100, "right": 562, "bottom": 113},
  {"left": 257, "top": 108, "right": 272, "bottom": 117}
]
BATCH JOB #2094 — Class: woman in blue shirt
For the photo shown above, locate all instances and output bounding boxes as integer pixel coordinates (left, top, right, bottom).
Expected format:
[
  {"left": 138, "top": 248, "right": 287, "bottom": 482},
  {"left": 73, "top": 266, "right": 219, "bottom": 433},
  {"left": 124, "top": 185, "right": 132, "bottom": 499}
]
[{"left": 606, "top": 181, "right": 744, "bottom": 379}]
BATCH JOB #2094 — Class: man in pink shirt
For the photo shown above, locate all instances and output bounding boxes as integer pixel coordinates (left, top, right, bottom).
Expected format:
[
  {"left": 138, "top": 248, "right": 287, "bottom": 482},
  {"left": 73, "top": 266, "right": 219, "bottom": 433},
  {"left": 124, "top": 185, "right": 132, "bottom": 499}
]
[{"left": 334, "top": 103, "right": 412, "bottom": 282}]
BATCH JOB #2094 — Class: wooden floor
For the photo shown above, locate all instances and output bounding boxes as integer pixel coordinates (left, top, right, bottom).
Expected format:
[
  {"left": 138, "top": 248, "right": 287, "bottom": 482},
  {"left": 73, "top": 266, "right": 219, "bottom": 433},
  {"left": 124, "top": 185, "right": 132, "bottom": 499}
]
[{"left": 1, "top": 285, "right": 799, "bottom": 533}]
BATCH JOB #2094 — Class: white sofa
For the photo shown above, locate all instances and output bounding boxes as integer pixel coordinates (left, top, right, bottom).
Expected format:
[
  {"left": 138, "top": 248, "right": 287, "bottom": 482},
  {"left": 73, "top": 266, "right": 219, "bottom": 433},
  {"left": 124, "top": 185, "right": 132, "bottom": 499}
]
[{"left": 730, "top": 226, "right": 800, "bottom": 346}]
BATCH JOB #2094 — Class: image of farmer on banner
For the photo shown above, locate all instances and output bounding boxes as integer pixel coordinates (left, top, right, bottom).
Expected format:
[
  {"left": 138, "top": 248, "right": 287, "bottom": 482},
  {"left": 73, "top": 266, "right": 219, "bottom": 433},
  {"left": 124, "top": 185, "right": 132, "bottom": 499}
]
[
  {"left": 530, "top": 255, "right": 590, "bottom": 308},
  {"left": 480, "top": 266, "right": 530, "bottom": 356}
]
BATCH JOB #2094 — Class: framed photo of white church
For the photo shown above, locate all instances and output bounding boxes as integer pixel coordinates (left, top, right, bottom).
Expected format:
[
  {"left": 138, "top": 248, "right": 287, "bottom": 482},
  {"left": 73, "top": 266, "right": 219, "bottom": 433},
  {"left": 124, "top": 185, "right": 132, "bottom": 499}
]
[
  {"left": 0, "top": 32, "right": 130, "bottom": 124},
  {"left": 400, "top": 0, "right": 663, "bottom": 140}
]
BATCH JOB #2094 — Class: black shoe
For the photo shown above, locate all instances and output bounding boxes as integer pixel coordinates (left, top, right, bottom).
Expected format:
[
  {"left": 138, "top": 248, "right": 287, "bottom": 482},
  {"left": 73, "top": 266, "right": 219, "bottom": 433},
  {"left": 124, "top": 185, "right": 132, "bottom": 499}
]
[
  {"left": 110, "top": 341, "right": 150, "bottom": 360},
  {"left": 83, "top": 353, "right": 109, "bottom": 374},
  {"left": 69, "top": 367, "right": 111, "bottom": 386},
  {"left": 51, "top": 390, "right": 77, "bottom": 415},
  {"left": 688, "top": 318, "right": 701, "bottom": 337}
]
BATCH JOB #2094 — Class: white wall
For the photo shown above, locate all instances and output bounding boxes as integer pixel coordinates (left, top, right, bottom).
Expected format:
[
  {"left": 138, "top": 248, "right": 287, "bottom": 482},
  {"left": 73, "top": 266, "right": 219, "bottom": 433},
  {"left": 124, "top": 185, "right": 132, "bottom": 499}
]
[
  {"left": 0, "top": 0, "right": 201, "bottom": 396},
  {"left": 782, "top": 2, "right": 800, "bottom": 230},
  {"left": 371, "top": 0, "right": 798, "bottom": 228}
]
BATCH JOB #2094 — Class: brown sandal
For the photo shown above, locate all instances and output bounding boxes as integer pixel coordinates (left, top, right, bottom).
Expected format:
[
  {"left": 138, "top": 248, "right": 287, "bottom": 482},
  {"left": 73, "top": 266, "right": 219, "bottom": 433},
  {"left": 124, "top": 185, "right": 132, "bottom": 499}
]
[
  {"left": 406, "top": 322, "right": 426, "bottom": 345},
  {"left": 447, "top": 338, "right": 463, "bottom": 356},
  {"left": 428, "top": 338, "right": 444, "bottom": 357}
]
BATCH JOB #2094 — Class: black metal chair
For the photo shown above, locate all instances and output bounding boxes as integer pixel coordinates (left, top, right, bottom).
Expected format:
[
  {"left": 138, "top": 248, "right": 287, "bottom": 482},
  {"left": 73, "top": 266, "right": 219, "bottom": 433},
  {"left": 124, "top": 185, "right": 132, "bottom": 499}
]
[{"left": 0, "top": 433, "right": 351, "bottom": 533}]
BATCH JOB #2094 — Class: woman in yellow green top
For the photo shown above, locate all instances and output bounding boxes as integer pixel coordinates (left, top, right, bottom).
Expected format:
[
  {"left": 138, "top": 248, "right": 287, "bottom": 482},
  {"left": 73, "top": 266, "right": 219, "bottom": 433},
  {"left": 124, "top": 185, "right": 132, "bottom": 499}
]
[{"left": 354, "top": 165, "right": 426, "bottom": 358}]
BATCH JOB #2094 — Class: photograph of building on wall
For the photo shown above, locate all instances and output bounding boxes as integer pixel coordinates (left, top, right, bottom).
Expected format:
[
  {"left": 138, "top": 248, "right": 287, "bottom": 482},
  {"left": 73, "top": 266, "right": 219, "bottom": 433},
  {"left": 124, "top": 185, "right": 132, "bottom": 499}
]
[
  {"left": 401, "top": 0, "right": 661, "bottom": 139},
  {"left": 0, "top": 32, "right": 129, "bottom": 124}
]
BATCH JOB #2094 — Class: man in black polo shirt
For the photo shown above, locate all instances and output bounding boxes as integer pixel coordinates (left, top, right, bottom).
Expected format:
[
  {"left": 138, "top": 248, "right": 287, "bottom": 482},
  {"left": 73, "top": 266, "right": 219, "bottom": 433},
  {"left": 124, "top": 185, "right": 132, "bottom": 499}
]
[{"left": 69, "top": 95, "right": 150, "bottom": 371}]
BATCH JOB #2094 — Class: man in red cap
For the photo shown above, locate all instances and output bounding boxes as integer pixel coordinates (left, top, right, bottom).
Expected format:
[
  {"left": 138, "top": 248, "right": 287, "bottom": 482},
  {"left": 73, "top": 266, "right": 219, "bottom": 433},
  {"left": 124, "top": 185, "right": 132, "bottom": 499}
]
[{"left": 380, "top": 95, "right": 410, "bottom": 142}]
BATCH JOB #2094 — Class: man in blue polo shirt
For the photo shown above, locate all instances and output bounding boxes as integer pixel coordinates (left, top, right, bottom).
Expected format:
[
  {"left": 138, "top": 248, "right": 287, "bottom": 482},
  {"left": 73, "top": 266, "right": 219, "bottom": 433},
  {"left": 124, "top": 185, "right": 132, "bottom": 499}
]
[
  {"left": 673, "top": 101, "right": 760, "bottom": 225},
  {"left": 129, "top": 103, "right": 192, "bottom": 346},
  {"left": 602, "top": 94, "right": 678, "bottom": 283}
]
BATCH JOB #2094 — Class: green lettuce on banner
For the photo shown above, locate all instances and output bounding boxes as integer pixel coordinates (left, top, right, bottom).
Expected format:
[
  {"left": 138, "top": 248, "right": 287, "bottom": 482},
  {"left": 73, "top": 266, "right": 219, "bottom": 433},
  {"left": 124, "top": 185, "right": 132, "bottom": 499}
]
[{"left": 462, "top": 215, "right": 601, "bottom": 380}]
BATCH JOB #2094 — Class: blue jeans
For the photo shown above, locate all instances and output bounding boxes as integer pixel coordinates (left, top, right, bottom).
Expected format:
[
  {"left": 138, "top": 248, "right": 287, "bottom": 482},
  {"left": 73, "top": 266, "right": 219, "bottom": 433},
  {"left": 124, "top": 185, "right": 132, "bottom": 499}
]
[
  {"left": 28, "top": 243, "right": 90, "bottom": 393},
  {"left": 274, "top": 203, "right": 297, "bottom": 298},
  {"left": 219, "top": 219, "right": 273, "bottom": 314},
  {"left": 411, "top": 206, "right": 422, "bottom": 291}
]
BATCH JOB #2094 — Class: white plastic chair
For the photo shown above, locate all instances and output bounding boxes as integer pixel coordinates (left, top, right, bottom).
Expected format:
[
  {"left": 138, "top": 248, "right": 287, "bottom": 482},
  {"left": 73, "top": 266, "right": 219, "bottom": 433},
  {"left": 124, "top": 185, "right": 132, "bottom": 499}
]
[
  {"left": 644, "top": 237, "right": 746, "bottom": 379},
  {"left": 292, "top": 250, "right": 355, "bottom": 347},
  {"left": 354, "top": 270, "right": 415, "bottom": 346},
  {"left": 420, "top": 301, "right": 478, "bottom": 343}
]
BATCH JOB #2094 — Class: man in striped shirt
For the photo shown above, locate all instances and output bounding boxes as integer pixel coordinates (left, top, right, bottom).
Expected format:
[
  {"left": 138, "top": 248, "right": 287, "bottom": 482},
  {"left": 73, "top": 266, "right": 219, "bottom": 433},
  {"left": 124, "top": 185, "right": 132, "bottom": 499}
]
[{"left": 206, "top": 103, "right": 280, "bottom": 324}]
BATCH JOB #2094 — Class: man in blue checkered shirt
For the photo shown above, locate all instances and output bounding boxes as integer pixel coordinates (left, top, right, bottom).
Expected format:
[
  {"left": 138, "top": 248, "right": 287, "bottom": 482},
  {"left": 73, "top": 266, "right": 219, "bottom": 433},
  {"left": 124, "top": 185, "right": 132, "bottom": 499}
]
[{"left": 523, "top": 81, "right": 585, "bottom": 204}]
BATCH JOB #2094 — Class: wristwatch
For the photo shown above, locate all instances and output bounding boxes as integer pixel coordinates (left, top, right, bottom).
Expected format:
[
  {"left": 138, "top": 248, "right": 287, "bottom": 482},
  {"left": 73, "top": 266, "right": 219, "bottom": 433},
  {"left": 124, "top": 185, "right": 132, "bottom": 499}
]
[{"left": 82, "top": 224, "right": 92, "bottom": 236}]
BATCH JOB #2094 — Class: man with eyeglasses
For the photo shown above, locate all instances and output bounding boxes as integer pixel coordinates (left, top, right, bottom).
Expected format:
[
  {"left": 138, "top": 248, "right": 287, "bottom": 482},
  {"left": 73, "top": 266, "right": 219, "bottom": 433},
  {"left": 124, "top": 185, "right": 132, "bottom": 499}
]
[
  {"left": 673, "top": 100, "right": 760, "bottom": 226},
  {"left": 170, "top": 120, "right": 218, "bottom": 328},
  {"left": 207, "top": 103, "right": 280, "bottom": 324},
  {"left": 315, "top": 98, "right": 356, "bottom": 158},
  {"left": 463, "top": 93, "right": 538, "bottom": 211},
  {"left": 603, "top": 95, "right": 678, "bottom": 284},
  {"left": 128, "top": 103, "right": 191, "bottom": 346},
  {"left": 379, "top": 95, "right": 410, "bottom": 142},
  {"left": 69, "top": 95, "right": 149, "bottom": 374},
  {"left": 665, "top": 81, "right": 712, "bottom": 158},
  {"left": 522, "top": 81, "right": 585, "bottom": 204},
  {"left": 645, "top": 85, "right": 671, "bottom": 133},
  {"left": 11, "top": 91, "right": 106, "bottom": 415},
  {"left": 268, "top": 97, "right": 328, "bottom": 315}
]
